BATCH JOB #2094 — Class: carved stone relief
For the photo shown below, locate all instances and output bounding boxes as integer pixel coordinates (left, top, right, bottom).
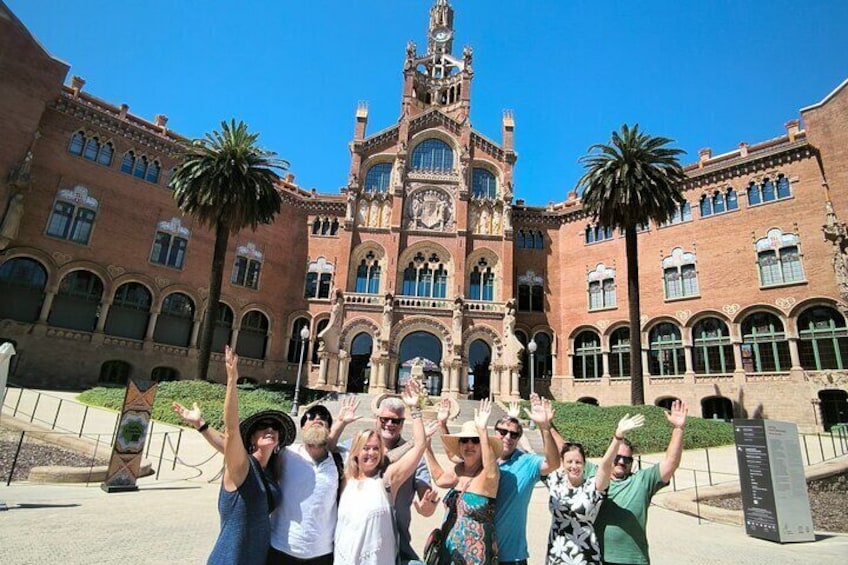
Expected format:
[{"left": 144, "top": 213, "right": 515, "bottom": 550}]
[
  {"left": 468, "top": 199, "right": 505, "bottom": 236},
  {"left": 722, "top": 303, "right": 741, "bottom": 317},
  {"left": 355, "top": 193, "right": 392, "bottom": 229},
  {"left": 775, "top": 297, "right": 797, "bottom": 312},
  {"left": 405, "top": 188, "right": 454, "bottom": 232}
]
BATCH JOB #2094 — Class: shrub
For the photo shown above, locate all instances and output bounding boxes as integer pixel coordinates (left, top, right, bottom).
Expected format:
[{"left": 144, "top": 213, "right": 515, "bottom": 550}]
[{"left": 77, "top": 380, "right": 312, "bottom": 430}]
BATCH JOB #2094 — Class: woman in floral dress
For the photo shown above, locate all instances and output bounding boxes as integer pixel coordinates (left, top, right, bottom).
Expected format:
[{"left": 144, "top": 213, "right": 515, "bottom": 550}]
[
  {"left": 544, "top": 414, "right": 644, "bottom": 565},
  {"left": 424, "top": 399, "right": 501, "bottom": 565}
]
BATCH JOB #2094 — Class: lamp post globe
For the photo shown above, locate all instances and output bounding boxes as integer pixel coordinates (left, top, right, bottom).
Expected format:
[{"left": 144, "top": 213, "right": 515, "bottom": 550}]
[
  {"left": 291, "top": 326, "right": 311, "bottom": 417},
  {"left": 528, "top": 338, "right": 537, "bottom": 429}
]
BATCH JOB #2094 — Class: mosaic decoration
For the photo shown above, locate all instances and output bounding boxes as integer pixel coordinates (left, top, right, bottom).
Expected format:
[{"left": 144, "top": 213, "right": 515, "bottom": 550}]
[{"left": 102, "top": 377, "right": 157, "bottom": 493}]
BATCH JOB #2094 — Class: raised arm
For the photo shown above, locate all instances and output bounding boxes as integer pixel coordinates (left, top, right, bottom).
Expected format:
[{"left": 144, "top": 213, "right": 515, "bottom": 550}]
[
  {"left": 475, "top": 399, "right": 497, "bottom": 480},
  {"left": 387, "top": 381, "right": 431, "bottom": 495},
  {"left": 527, "top": 395, "right": 560, "bottom": 475},
  {"left": 425, "top": 431, "right": 458, "bottom": 488},
  {"left": 595, "top": 413, "right": 645, "bottom": 492},
  {"left": 659, "top": 400, "right": 688, "bottom": 482},
  {"left": 222, "top": 345, "right": 249, "bottom": 489},
  {"left": 172, "top": 401, "right": 225, "bottom": 453},
  {"left": 327, "top": 395, "right": 360, "bottom": 452},
  {"left": 436, "top": 397, "right": 451, "bottom": 435}
]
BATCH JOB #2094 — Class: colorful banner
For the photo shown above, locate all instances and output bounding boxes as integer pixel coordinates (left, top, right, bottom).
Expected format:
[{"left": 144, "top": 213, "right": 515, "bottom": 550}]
[{"left": 101, "top": 378, "right": 157, "bottom": 493}]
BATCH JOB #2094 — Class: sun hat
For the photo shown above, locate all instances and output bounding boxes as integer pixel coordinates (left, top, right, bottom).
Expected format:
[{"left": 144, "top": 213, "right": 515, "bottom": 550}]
[
  {"left": 442, "top": 420, "right": 502, "bottom": 461},
  {"left": 240, "top": 410, "right": 297, "bottom": 451}
]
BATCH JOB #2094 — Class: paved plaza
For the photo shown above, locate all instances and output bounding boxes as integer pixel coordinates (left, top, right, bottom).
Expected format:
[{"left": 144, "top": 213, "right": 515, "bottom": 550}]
[{"left": 1, "top": 389, "right": 847, "bottom": 564}]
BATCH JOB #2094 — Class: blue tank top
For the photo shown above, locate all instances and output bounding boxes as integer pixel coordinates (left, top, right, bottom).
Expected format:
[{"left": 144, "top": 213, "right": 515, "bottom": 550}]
[{"left": 208, "top": 455, "right": 280, "bottom": 565}]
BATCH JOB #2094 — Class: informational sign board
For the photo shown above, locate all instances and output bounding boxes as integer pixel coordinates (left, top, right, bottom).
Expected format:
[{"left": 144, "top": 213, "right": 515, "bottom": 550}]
[
  {"left": 733, "top": 419, "right": 815, "bottom": 543},
  {"left": 101, "top": 378, "right": 157, "bottom": 493}
]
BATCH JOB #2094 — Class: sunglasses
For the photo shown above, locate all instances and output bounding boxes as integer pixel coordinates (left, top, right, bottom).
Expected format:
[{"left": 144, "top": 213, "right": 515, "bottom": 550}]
[
  {"left": 304, "top": 412, "right": 329, "bottom": 423},
  {"left": 459, "top": 437, "right": 481, "bottom": 445},
  {"left": 495, "top": 427, "right": 521, "bottom": 440},
  {"left": 254, "top": 420, "right": 281, "bottom": 431},
  {"left": 379, "top": 416, "right": 405, "bottom": 426},
  {"left": 614, "top": 455, "right": 634, "bottom": 465}
]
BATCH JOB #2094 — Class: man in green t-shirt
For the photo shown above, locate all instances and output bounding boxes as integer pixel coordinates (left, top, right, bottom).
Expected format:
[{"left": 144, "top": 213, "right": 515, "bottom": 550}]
[{"left": 557, "top": 399, "right": 688, "bottom": 564}]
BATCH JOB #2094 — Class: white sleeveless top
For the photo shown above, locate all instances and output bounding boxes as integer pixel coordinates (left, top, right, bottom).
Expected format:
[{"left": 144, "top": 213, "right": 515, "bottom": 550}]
[{"left": 334, "top": 476, "right": 397, "bottom": 565}]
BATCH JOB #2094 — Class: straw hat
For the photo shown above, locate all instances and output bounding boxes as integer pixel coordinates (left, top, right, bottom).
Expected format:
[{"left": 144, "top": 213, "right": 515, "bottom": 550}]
[
  {"left": 239, "top": 410, "right": 297, "bottom": 452},
  {"left": 442, "top": 420, "right": 502, "bottom": 461}
]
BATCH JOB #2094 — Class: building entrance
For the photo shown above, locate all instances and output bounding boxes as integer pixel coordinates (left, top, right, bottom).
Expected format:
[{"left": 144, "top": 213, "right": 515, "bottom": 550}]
[
  {"left": 397, "top": 331, "right": 442, "bottom": 394},
  {"left": 347, "top": 332, "right": 373, "bottom": 393},
  {"left": 468, "top": 340, "right": 492, "bottom": 400}
]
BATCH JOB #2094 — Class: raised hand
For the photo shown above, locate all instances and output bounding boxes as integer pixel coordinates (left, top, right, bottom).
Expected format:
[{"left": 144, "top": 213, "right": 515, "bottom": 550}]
[
  {"left": 401, "top": 379, "right": 422, "bottom": 408},
  {"left": 436, "top": 398, "right": 451, "bottom": 424},
  {"left": 474, "top": 398, "right": 492, "bottom": 429},
  {"left": 664, "top": 399, "right": 688, "bottom": 429},
  {"left": 506, "top": 400, "right": 521, "bottom": 419},
  {"left": 425, "top": 420, "right": 441, "bottom": 442},
  {"left": 172, "top": 401, "right": 203, "bottom": 428},
  {"left": 525, "top": 395, "right": 554, "bottom": 429},
  {"left": 224, "top": 345, "right": 239, "bottom": 381},
  {"left": 413, "top": 487, "right": 441, "bottom": 517},
  {"left": 337, "top": 395, "right": 361, "bottom": 426},
  {"left": 616, "top": 413, "right": 646, "bottom": 437}
]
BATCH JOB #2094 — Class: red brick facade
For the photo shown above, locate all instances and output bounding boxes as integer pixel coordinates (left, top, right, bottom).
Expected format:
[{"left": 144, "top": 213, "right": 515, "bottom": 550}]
[{"left": 1, "top": 1, "right": 846, "bottom": 430}]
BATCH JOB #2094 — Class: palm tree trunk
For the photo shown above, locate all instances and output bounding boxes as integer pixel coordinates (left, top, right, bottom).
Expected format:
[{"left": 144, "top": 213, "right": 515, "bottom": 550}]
[
  {"left": 196, "top": 221, "right": 229, "bottom": 380},
  {"left": 625, "top": 226, "right": 645, "bottom": 405}
]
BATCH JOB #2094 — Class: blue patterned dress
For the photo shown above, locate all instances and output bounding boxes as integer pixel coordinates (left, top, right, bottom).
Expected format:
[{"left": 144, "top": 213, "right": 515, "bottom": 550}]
[{"left": 438, "top": 489, "right": 498, "bottom": 565}]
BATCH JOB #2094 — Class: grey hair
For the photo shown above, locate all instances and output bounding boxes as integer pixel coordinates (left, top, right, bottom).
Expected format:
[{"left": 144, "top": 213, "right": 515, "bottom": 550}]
[
  {"left": 378, "top": 396, "right": 406, "bottom": 416},
  {"left": 495, "top": 416, "right": 523, "bottom": 436}
]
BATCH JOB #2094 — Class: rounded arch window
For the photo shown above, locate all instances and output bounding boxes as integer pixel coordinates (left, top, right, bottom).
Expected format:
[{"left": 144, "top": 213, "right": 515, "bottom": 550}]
[
  {"left": 287, "top": 317, "right": 311, "bottom": 363},
  {"left": 364, "top": 162, "right": 392, "bottom": 192},
  {"left": 741, "top": 312, "right": 790, "bottom": 372},
  {"left": 411, "top": 139, "right": 453, "bottom": 172},
  {"left": 212, "top": 303, "right": 234, "bottom": 353},
  {"left": 798, "top": 306, "right": 848, "bottom": 370},
  {"left": 609, "top": 327, "right": 631, "bottom": 378},
  {"left": 0, "top": 257, "right": 48, "bottom": 323},
  {"left": 48, "top": 270, "right": 104, "bottom": 332},
  {"left": 153, "top": 293, "right": 195, "bottom": 348},
  {"left": 105, "top": 282, "right": 152, "bottom": 340},
  {"left": 471, "top": 168, "right": 497, "bottom": 198},
  {"left": 238, "top": 310, "right": 270, "bottom": 360},
  {"left": 692, "top": 317, "right": 734, "bottom": 374},
  {"left": 573, "top": 330, "right": 601, "bottom": 380},
  {"left": 531, "top": 332, "right": 553, "bottom": 379},
  {"left": 648, "top": 323, "right": 684, "bottom": 376}
]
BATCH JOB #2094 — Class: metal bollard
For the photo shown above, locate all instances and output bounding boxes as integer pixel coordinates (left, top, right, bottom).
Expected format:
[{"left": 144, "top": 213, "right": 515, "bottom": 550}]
[
  {"left": 30, "top": 393, "right": 40, "bottom": 423},
  {"left": 79, "top": 405, "right": 89, "bottom": 438},
  {"left": 7, "top": 431, "right": 25, "bottom": 486},
  {"left": 156, "top": 432, "right": 168, "bottom": 480},
  {"left": 693, "top": 469, "right": 701, "bottom": 525},
  {"left": 13, "top": 388, "right": 23, "bottom": 417},
  {"left": 802, "top": 434, "right": 810, "bottom": 466},
  {"left": 52, "top": 398, "right": 63, "bottom": 429},
  {"left": 705, "top": 447, "right": 713, "bottom": 486},
  {"left": 817, "top": 433, "right": 824, "bottom": 463},
  {"left": 172, "top": 429, "right": 183, "bottom": 471}
]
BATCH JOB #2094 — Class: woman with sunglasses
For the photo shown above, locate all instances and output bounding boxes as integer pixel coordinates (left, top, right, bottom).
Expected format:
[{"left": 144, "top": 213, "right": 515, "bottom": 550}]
[
  {"left": 333, "top": 379, "right": 435, "bottom": 565},
  {"left": 543, "top": 413, "right": 644, "bottom": 565},
  {"left": 208, "top": 345, "right": 296, "bottom": 565},
  {"left": 425, "top": 399, "right": 500, "bottom": 565}
]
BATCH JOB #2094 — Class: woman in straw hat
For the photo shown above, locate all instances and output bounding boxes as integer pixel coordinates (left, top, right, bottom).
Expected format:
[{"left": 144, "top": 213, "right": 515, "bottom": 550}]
[
  {"left": 334, "top": 379, "right": 438, "bottom": 565},
  {"left": 208, "top": 345, "right": 296, "bottom": 565},
  {"left": 424, "top": 398, "right": 500, "bottom": 564},
  {"left": 543, "top": 413, "right": 645, "bottom": 565}
]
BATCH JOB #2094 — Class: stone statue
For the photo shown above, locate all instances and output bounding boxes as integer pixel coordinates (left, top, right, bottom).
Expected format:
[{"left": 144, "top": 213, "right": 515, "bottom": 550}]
[
  {"left": 479, "top": 207, "right": 490, "bottom": 235},
  {"left": 345, "top": 191, "right": 356, "bottom": 222},
  {"left": 369, "top": 201, "right": 380, "bottom": 227},
  {"left": 503, "top": 205, "right": 512, "bottom": 231},
  {"left": 469, "top": 206, "right": 479, "bottom": 234},
  {"left": 382, "top": 293, "right": 394, "bottom": 331},
  {"left": 492, "top": 206, "right": 501, "bottom": 234},
  {"left": 0, "top": 193, "right": 25, "bottom": 249},
  {"left": 318, "top": 289, "right": 344, "bottom": 354},
  {"left": 503, "top": 298, "right": 524, "bottom": 367},
  {"left": 452, "top": 296, "right": 464, "bottom": 351},
  {"left": 357, "top": 199, "right": 368, "bottom": 226}
]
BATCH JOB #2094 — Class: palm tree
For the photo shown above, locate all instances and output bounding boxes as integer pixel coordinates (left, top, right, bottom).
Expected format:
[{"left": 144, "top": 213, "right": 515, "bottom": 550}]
[
  {"left": 577, "top": 124, "right": 686, "bottom": 405},
  {"left": 170, "top": 120, "right": 288, "bottom": 380}
]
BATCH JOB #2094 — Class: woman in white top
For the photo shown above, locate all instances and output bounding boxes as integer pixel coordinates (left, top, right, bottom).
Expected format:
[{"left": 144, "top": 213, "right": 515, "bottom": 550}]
[{"left": 334, "top": 379, "right": 435, "bottom": 565}]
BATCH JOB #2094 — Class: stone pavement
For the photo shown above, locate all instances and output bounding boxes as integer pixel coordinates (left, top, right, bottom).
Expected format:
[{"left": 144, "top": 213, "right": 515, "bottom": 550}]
[{"left": 2, "top": 387, "right": 847, "bottom": 564}]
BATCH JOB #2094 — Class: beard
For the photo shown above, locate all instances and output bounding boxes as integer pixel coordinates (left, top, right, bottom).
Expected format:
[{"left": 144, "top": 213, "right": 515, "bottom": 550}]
[{"left": 302, "top": 425, "right": 329, "bottom": 447}]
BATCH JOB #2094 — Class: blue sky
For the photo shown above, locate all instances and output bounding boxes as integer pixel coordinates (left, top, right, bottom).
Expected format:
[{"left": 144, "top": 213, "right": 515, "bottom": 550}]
[{"left": 9, "top": 0, "right": 848, "bottom": 205}]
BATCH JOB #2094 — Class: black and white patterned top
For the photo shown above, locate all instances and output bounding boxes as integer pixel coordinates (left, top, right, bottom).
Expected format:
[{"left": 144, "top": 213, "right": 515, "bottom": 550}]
[{"left": 543, "top": 471, "right": 606, "bottom": 565}]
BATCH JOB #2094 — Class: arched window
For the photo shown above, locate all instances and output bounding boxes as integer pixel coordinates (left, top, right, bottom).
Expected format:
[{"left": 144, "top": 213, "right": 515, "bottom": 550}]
[
  {"left": 48, "top": 270, "right": 104, "bottom": 332},
  {"left": 312, "top": 218, "right": 321, "bottom": 234},
  {"left": 83, "top": 137, "right": 100, "bottom": 161},
  {"left": 700, "top": 194, "right": 712, "bottom": 217},
  {"left": 655, "top": 396, "right": 679, "bottom": 410},
  {"left": 330, "top": 218, "right": 339, "bottom": 235},
  {"left": 312, "top": 319, "right": 329, "bottom": 364},
  {"left": 150, "top": 218, "right": 190, "bottom": 269},
  {"left": 411, "top": 139, "right": 453, "bottom": 171},
  {"left": 287, "top": 317, "right": 310, "bottom": 363},
  {"left": 99, "top": 360, "right": 131, "bottom": 384},
  {"left": 701, "top": 396, "right": 734, "bottom": 421},
  {"left": 46, "top": 185, "right": 99, "bottom": 245},
  {"left": 609, "top": 327, "right": 630, "bottom": 378},
  {"left": 517, "top": 230, "right": 526, "bottom": 248},
  {"left": 661, "top": 201, "right": 692, "bottom": 226},
  {"left": 211, "top": 303, "right": 234, "bottom": 353},
  {"left": 748, "top": 175, "right": 791, "bottom": 206},
  {"left": 517, "top": 270, "right": 543, "bottom": 312},
  {"left": 133, "top": 155, "right": 148, "bottom": 179},
  {"left": 532, "top": 332, "right": 553, "bottom": 379},
  {"left": 305, "top": 257, "right": 334, "bottom": 299},
  {"left": 648, "top": 323, "right": 685, "bottom": 376},
  {"left": 726, "top": 188, "right": 738, "bottom": 210},
  {"left": 364, "top": 163, "right": 392, "bottom": 192},
  {"left": 68, "top": 131, "right": 85, "bottom": 156},
  {"left": 692, "top": 317, "right": 734, "bottom": 374},
  {"left": 534, "top": 231, "right": 544, "bottom": 249},
  {"left": 573, "top": 331, "right": 601, "bottom": 379},
  {"left": 798, "top": 306, "right": 848, "bottom": 370},
  {"left": 776, "top": 175, "right": 791, "bottom": 199},
  {"left": 151, "top": 367, "right": 179, "bottom": 382},
  {"left": 472, "top": 168, "right": 497, "bottom": 198},
  {"left": 354, "top": 256, "right": 381, "bottom": 294},
  {"left": 104, "top": 282, "right": 151, "bottom": 340},
  {"left": 145, "top": 160, "right": 161, "bottom": 183},
  {"left": 588, "top": 264, "right": 615, "bottom": 311},
  {"left": 121, "top": 151, "right": 136, "bottom": 174},
  {"left": 468, "top": 260, "right": 494, "bottom": 301},
  {"left": 321, "top": 218, "right": 330, "bottom": 235},
  {"left": 762, "top": 178, "right": 775, "bottom": 201},
  {"left": 663, "top": 248, "right": 698, "bottom": 300},
  {"left": 756, "top": 229, "right": 804, "bottom": 287},
  {"left": 585, "top": 224, "right": 613, "bottom": 244},
  {"left": 97, "top": 142, "right": 114, "bottom": 166},
  {"left": 231, "top": 243, "right": 263, "bottom": 289},
  {"left": 237, "top": 310, "right": 269, "bottom": 359},
  {"left": 153, "top": 293, "right": 195, "bottom": 347},
  {"left": 515, "top": 330, "right": 529, "bottom": 380},
  {"left": 741, "top": 312, "right": 791, "bottom": 372},
  {"left": 0, "top": 257, "right": 47, "bottom": 323},
  {"left": 399, "top": 252, "right": 447, "bottom": 298}
]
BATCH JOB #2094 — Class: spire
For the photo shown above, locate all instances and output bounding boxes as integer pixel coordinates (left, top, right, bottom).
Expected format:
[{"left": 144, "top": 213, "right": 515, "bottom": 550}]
[{"left": 427, "top": 0, "right": 455, "bottom": 56}]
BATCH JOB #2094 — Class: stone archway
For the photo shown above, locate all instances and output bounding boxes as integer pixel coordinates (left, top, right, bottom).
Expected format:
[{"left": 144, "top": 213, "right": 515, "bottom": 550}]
[
  {"left": 390, "top": 316, "right": 451, "bottom": 394},
  {"left": 347, "top": 332, "right": 373, "bottom": 394},
  {"left": 397, "top": 331, "right": 444, "bottom": 394},
  {"left": 468, "top": 340, "right": 492, "bottom": 400},
  {"left": 336, "top": 317, "right": 380, "bottom": 391}
]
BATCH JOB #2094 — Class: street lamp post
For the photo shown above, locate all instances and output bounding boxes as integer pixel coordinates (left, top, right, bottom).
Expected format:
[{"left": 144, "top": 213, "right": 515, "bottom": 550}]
[
  {"left": 528, "top": 338, "right": 537, "bottom": 430},
  {"left": 291, "top": 326, "right": 311, "bottom": 417}
]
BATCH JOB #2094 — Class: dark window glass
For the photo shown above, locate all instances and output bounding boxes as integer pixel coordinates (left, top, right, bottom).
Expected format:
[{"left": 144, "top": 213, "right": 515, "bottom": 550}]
[
  {"left": 97, "top": 142, "right": 113, "bottom": 166},
  {"left": 472, "top": 168, "right": 497, "bottom": 198},
  {"left": 364, "top": 163, "right": 392, "bottom": 192},
  {"left": 46, "top": 202, "right": 74, "bottom": 239},
  {"left": 83, "top": 137, "right": 100, "bottom": 161},
  {"left": 146, "top": 161, "right": 160, "bottom": 183},
  {"left": 121, "top": 152, "right": 135, "bottom": 174},
  {"left": 69, "top": 132, "right": 85, "bottom": 155},
  {"left": 411, "top": 139, "right": 454, "bottom": 171}
]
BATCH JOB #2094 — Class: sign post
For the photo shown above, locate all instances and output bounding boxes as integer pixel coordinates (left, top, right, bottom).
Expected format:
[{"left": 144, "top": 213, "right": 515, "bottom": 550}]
[
  {"left": 101, "top": 378, "right": 157, "bottom": 493},
  {"left": 733, "top": 419, "right": 815, "bottom": 543}
]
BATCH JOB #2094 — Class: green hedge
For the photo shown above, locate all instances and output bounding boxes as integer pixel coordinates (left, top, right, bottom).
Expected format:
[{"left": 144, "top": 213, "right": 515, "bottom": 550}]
[
  {"left": 532, "top": 401, "right": 734, "bottom": 457},
  {"left": 77, "top": 381, "right": 325, "bottom": 430}
]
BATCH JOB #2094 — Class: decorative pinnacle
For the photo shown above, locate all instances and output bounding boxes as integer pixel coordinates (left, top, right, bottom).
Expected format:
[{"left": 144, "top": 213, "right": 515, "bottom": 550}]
[
  {"left": 503, "top": 110, "right": 515, "bottom": 128},
  {"left": 356, "top": 101, "right": 369, "bottom": 119}
]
